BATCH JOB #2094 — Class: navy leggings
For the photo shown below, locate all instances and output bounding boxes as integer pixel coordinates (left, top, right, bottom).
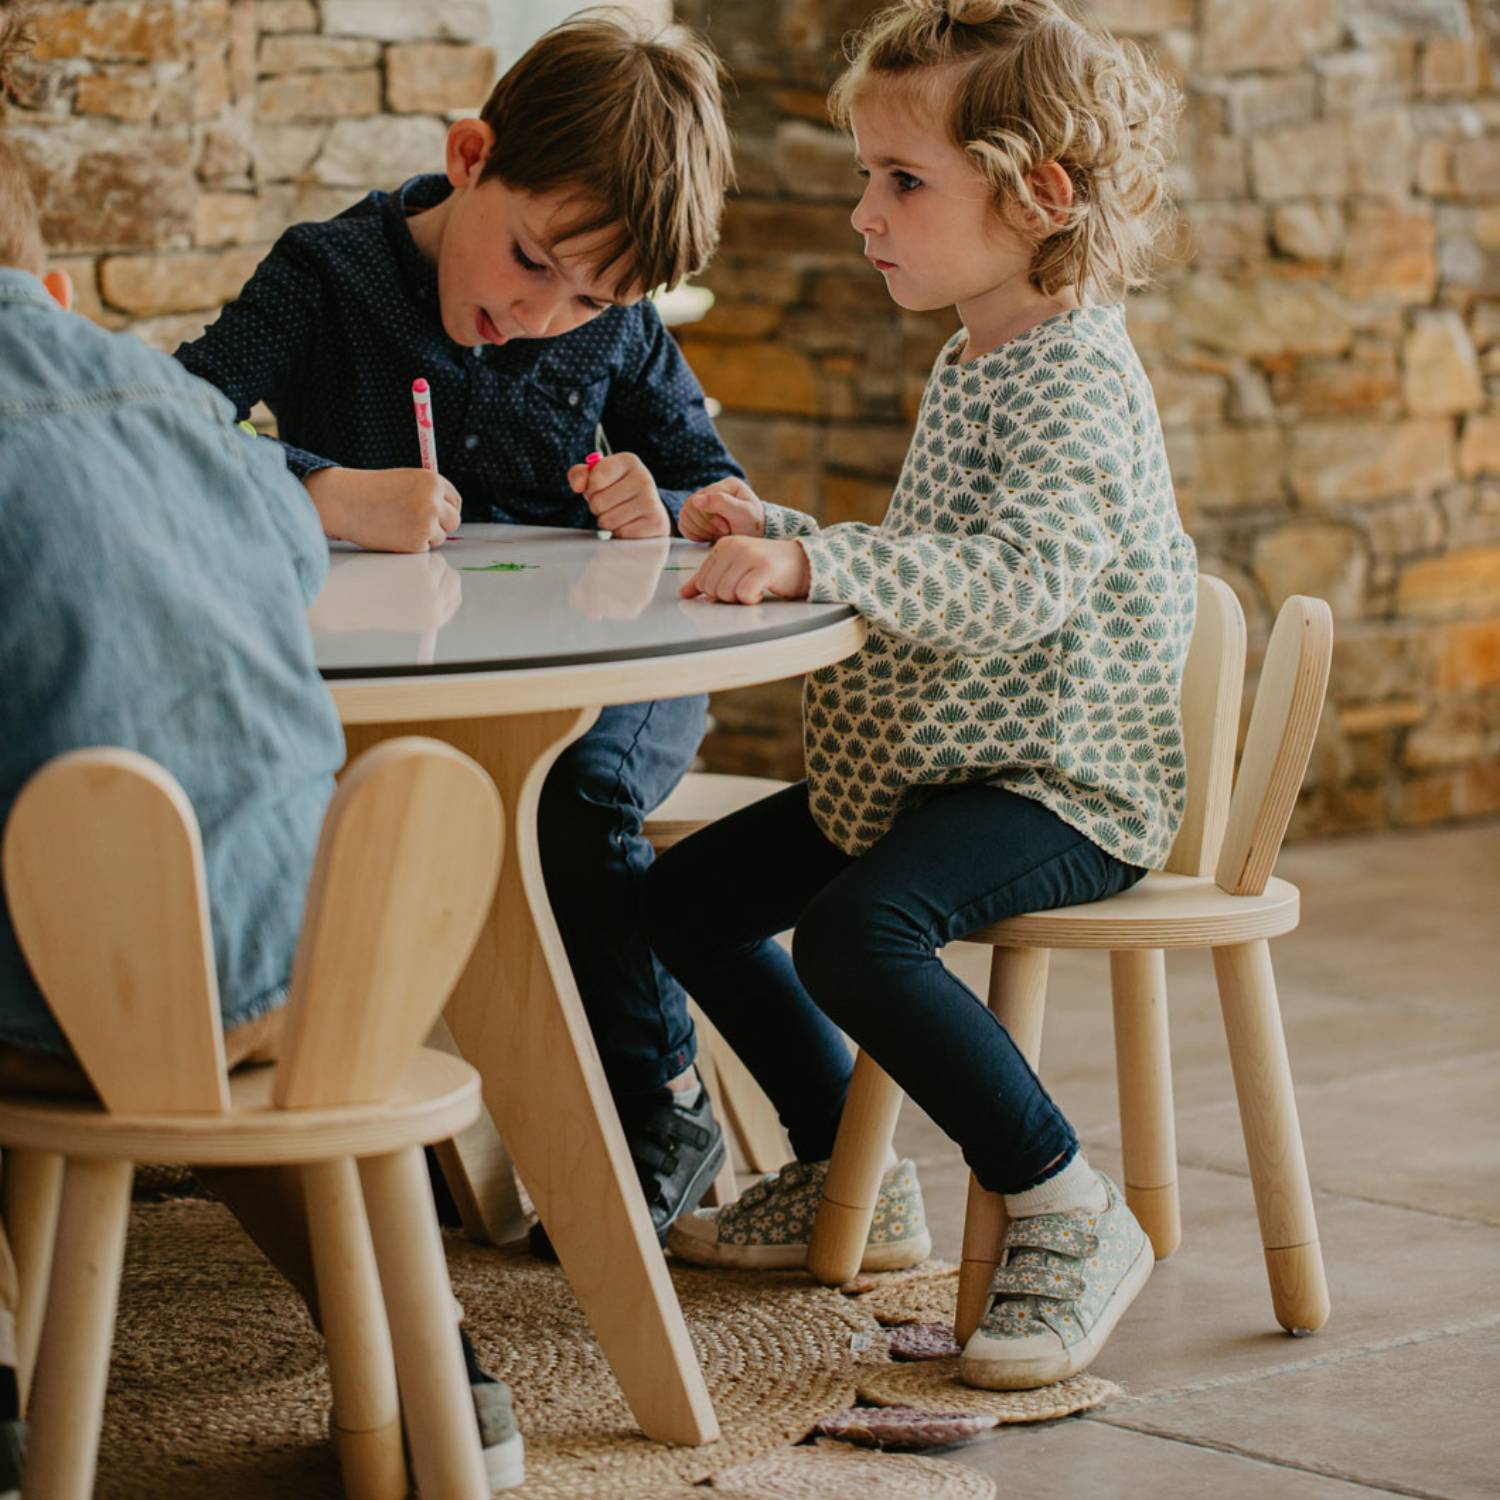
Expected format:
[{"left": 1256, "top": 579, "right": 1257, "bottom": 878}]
[{"left": 642, "top": 781, "right": 1145, "bottom": 1195}]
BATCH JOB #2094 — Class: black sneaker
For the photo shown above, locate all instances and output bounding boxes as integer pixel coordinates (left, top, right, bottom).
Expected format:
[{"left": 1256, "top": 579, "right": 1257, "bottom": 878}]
[
  {"left": 0, "top": 1359, "right": 20, "bottom": 1500},
  {"left": 0, "top": 1417, "right": 21, "bottom": 1500},
  {"left": 530, "top": 1078, "right": 725, "bottom": 1260}
]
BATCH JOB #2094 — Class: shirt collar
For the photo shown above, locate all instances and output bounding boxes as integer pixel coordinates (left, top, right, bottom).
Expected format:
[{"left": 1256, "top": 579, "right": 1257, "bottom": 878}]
[
  {"left": 385, "top": 174, "right": 451, "bottom": 305},
  {"left": 0, "top": 268, "right": 58, "bottom": 311}
]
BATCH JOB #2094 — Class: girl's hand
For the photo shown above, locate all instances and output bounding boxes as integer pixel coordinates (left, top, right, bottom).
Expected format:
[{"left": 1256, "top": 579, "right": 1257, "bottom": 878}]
[
  {"left": 680, "top": 537, "right": 810, "bottom": 605},
  {"left": 679, "top": 477, "right": 766, "bottom": 542},
  {"left": 567, "top": 451, "right": 671, "bottom": 538}
]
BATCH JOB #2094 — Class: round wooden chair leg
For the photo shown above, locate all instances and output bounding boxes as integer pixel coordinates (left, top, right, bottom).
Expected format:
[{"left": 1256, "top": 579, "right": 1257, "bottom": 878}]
[
  {"left": 1213, "top": 940, "right": 1330, "bottom": 1334},
  {"left": 955, "top": 1173, "right": 1002, "bottom": 1346},
  {"left": 304, "top": 1159, "right": 406, "bottom": 1500},
  {"left": 1111, "top": 949, "right": 1181, "bottom": 1259},
  {"left": 24, "top": 1156, "right": 133, "bottom": 1500},
  {"left": 2, "top": 1148, "right": 64, "bottom": 1412},
  {"left": 686, "top": 1020, "right": 739, "bottom": 1208},
  {"left": 953, "top": 946, "right": 1050, "bottom": 1343},
  {"left": 807, "top": 1052, "right": 904, "bottom": 1286},
  {"left": 359, "top": 1146, "right": 488, "bottom": 1499}
]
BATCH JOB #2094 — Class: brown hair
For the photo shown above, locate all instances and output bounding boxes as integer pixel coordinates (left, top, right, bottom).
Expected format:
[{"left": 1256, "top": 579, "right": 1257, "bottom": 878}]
[
  {"left": 829, "top": 0, "right": 1179, "bottom": 300},
  {"left": 479, "top": 7, "right": 734, "bottom": 298},
  {"left": 0, "top": 1, "right": 44, "bottom": 275}
]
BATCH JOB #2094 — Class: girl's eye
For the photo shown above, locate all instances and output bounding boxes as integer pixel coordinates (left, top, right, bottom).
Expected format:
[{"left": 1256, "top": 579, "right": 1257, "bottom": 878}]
[
  {"left": 894, "top": 170, "right": 921, "bottom": 193},
  {"left": 855, "top": 166, "right": 870, "bottom": 179},
  {"left": 512, "top": 242, "right": 546, "bottom": 273}
]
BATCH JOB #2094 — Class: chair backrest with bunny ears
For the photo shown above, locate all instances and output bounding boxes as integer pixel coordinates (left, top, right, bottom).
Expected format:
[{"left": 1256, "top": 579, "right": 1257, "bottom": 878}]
[
  {"left": 273, "top": 737, "right": 501, "bottom": 1109},
  {"left": 1215, "top": 596, "right": 1334, "bottom": 898},
  {"left": 3, "top": 747, "right": 230, "bottom": 1113},
  {"left": 3, "top": 738, "right": 502, "bottom": 1116},
  {"left": 1162, "top": 575, "right": 1247, "bottom": 880}
]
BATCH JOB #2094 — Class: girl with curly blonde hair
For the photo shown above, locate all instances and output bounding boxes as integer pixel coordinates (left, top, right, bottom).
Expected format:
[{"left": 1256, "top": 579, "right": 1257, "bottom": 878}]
[{"left": 645, "top": 0, "right": 1195, "bottom": 1391}]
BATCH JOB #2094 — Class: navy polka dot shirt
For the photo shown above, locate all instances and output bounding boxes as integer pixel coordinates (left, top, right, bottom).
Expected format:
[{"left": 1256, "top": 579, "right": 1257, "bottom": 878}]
[{"left": 175, "top": 174, "right": 744, "bottom": 528}]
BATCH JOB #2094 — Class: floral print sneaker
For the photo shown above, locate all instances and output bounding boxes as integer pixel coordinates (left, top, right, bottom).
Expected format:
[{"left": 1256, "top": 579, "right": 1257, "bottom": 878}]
[
  {"left": 961, "top": 1171, "right": 1152, "bottom": 1390},
  {"left": 667, "top": 1157, "right": 932, "bottom": 1271}
]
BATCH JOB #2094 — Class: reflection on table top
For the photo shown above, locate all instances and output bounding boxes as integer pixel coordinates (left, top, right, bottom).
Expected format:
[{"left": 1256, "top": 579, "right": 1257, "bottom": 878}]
[{"left": 309, "top": 524, "right": 855, "bottom": 678}]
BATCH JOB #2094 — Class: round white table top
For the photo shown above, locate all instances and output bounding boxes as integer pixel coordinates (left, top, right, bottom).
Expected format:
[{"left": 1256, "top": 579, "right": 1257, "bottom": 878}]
[{"left": 309, "top": 525, "right": 864, "bottom": 723}]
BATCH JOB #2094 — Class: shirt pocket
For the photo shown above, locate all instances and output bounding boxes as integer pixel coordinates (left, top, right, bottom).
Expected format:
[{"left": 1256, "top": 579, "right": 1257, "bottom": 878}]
[{"left": 526, "top": 372, "right": 613, "bottom": 456}]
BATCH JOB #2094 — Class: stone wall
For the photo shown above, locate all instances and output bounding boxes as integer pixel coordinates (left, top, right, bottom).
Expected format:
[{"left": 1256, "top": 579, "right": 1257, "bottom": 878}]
[
  {"left": 7, "top": 0, "right": 1499, "bottom": 839},
  {"left": 681, "top": 0, "right": 1500, "bottom": 838},
  {"left": 6, "top": 0, "right": 498, "bottom": 352}
]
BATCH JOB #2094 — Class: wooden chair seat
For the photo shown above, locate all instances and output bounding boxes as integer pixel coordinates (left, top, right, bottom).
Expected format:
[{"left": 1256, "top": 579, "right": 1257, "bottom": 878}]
[
  {"left": 969, "top": 872, "right": 1300, "bottom": 950},
  {"left": 0, "top": 1048, "right": 478, "bottom": 1165},
  {"left": 646, "top": 773, "right": 792, "bottom": 850}
]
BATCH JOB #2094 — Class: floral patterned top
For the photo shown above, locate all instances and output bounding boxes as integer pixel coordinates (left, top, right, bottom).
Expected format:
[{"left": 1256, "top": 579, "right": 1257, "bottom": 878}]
[{"left": 763, "top": 304, "right": 1198, "bottom": 867}]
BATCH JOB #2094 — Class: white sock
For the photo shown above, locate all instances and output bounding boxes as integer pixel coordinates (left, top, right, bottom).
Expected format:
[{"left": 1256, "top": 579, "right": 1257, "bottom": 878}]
[
  {"left": 1004, "top": 1151, "right": 1106, "bottom": 1218},
  {"left": 668, "top": 1074, "right": 703, "bottom": 1109}
]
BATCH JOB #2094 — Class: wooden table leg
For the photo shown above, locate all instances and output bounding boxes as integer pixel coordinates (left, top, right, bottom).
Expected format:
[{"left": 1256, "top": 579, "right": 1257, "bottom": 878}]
[{"left": 345, "top": 712, "right": 719, "bottom": 1447}]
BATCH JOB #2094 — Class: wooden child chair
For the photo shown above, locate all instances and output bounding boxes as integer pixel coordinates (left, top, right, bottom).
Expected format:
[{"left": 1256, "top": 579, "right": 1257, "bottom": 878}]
[
  {"left": 0, "top": 737, "right": 502, "bottom": 1500},
  {"left": 804, "top": 583, "right": 1336, "bottom": 1343},
  {"left": 645, "top": 774, "right": 795, "bottom": 1203}
]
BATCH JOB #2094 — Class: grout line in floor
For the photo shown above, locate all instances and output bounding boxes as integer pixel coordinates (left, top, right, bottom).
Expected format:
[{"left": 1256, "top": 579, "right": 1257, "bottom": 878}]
[
  {"left": 1095, "top": 1309, "right": 1500, "bottom": 1413},
  {"left": 1080, "top": 1420, "right": 1451, "bottom": 1499}
]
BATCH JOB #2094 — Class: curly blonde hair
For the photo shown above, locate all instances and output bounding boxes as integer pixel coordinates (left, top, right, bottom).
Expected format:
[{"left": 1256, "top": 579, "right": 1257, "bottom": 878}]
[{"left": 828, "top": 0, "right": 1179, "bottom": 300}]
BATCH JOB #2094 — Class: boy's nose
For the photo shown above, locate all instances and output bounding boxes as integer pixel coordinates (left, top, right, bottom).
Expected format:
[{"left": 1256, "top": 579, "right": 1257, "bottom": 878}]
[{"left": 851, "top": 189, "right": 882, "bottom": 239}]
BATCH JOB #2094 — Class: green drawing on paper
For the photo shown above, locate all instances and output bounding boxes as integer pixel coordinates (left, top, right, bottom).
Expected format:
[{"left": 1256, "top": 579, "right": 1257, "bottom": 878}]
[{"left": 460, "top": 561, "right": 539, "bottom": 572}]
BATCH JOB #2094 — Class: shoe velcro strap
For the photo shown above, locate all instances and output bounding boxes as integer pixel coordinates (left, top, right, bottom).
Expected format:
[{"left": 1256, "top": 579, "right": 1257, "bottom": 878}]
[
  {"left": 1003, "top": 1217, "right": 1099, "bottom": 1258},
  {"left": 989, "top": 1255, "right": 1085, "bottom": 1302}
]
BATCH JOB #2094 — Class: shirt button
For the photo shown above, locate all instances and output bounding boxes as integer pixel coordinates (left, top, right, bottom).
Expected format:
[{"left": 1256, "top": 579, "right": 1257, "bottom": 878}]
[
  {"left": 472, "top": 346, "right": 484, "bottom": 358},
  {"left": 567, "top": 390, "right": 580, "bottom": 406},
  {"left": 464, "top": 434, "right": 479, "bottom": 450}
]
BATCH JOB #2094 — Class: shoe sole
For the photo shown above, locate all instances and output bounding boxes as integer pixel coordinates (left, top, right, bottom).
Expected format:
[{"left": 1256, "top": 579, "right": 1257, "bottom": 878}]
[
  {"left": 959, "top": 1233, "right": 1154, "bottom": 1391},
  {"left": 486, "top": 1431, "right": 525, "bottom": 1491},
  {"left": 667, "top": 1225, "right": 933, "bottom": 1273}
]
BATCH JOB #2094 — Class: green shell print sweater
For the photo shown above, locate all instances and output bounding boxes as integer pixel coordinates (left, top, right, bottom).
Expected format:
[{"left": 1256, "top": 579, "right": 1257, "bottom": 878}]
[{"left": 762, "top": 304, "right": 1199, "bottom": 868}]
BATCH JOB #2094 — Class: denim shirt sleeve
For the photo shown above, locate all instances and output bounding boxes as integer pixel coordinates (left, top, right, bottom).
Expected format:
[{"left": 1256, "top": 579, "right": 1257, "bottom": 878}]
[
  {"left": 601, "top": 302, "right": 745, "bottom": 526},
  {"left": 175, "top": 231, "right": 340, "bottom": 482}
]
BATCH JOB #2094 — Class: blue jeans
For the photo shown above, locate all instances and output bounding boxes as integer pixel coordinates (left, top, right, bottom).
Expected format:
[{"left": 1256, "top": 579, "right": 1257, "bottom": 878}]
[
  {"left": 539, "top": 693, "right": 708, "bottom": 1096},
  {"left": 642, "top": 781, "right": 1146, "bottom": 1194}
]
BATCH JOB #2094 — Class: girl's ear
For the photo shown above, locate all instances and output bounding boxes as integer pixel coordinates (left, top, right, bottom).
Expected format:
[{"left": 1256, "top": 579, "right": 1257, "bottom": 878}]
[
  {"left": 1025, "top": 161, "right": 1074, "bottom": 234},
  {"left": 445, "top": 117, "right": 496, "bottom": 189},
  {"left": 42, "top": 268, "right": 74, "bottom": 311}
]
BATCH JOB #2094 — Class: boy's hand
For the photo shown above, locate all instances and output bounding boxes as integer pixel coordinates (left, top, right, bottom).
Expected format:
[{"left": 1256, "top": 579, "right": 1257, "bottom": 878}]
[
  {"left": 304, "top": 467, "right": 461, "bottom": 553},
  {"left": 679, "top": 477, "right": 766, "bottom": 542},
  {"left": 681, "top": 537, "right": 810, "bottom": 605},
  {"left": 567, "top": 451, "right": 670, "bottom": 538}
]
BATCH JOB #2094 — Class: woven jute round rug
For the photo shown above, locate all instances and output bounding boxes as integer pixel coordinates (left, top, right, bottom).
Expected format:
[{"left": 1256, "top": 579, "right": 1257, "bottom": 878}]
[
  {"left": 659, "top": 1439, "right": 998, "bottom": 1498},
  {"left": 857, "top": 1356, "right": 1120, "bottom": 1420},
  {"left": 94, "top": 1199, "right": 889, "bottom": 1499},
  {"left": 841, "top": 1259, "right": 962, "bottom": 1326}
]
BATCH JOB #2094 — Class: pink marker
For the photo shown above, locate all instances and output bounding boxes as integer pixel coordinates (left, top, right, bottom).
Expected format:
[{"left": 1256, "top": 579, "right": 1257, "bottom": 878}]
[
  {"left": 412, "top": 377, "right": 438, "bottom": 473},
  {"left": 585, "top": 450, "right": 611, "bottom": 539}
]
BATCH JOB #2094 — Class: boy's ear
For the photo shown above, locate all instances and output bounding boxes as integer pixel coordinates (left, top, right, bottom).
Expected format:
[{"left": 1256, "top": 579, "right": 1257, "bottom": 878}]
[
  {"left": 446, "top": 117, "right": 496, "bottom": 189},
  {"left": 42, "top": 268, "right": 74, "bottom": 311}
]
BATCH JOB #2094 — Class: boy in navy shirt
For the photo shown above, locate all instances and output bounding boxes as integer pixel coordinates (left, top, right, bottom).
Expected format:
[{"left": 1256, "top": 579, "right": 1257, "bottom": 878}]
[{"left": 178, "top": 11, "right": 741, "bottom": 1248}]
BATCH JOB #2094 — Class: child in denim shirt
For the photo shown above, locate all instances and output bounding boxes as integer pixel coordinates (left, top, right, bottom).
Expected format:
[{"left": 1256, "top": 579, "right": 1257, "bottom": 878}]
[{"left": 0, "top": 18, "right": 518, "bottom": 1478}]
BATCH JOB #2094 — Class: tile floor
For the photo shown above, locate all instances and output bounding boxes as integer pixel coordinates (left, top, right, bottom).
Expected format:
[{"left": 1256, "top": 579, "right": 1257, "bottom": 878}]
[{"left": 880, "top": 821, "right": 1500, "bottom": 1498}]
